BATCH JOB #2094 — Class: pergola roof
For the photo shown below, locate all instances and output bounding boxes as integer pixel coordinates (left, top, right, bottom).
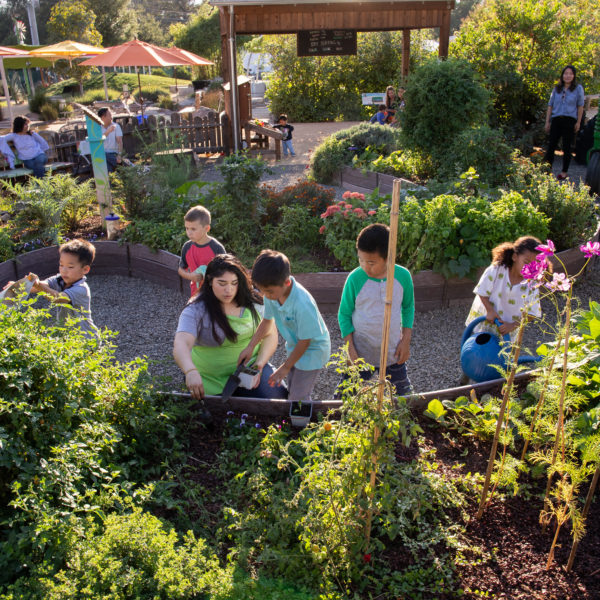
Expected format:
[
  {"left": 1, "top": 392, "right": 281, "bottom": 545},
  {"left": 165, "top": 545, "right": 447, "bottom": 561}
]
[{"left": 211, "top": 0, "right": 446, "bottom": 4}]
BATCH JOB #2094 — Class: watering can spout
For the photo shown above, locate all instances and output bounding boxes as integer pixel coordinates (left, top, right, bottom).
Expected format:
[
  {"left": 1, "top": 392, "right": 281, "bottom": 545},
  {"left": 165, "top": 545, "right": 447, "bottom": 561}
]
[{"left": 517, "top": 354, "right": 543, "bottom": 365}]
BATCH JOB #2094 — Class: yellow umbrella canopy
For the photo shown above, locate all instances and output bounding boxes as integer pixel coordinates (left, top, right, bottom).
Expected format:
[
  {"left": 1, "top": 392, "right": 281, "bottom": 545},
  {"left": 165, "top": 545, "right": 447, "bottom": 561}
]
[{"left": 28, "top": 41, "right": 107, "bottom": 59}]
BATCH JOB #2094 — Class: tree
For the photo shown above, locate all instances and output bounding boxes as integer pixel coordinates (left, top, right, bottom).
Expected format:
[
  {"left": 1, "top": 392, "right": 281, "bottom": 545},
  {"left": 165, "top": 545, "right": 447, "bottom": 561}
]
[
  {"left": 47, "top": 0, "right": 102, "bottom": 45},
  {"left": 132, "top": 0, "right": 195, "bottom": 29},
  {"left": 451, "top": 0, "right": 600, "bottom": 129},
  {"left": 450, "top": 0, "right": 481, "bottom": 33},
  {"left": 92, "top": 0, "right": 137, "bottom": 46},
  {"left": 137, "top": 14, "right": 168, "bottom": 46}
]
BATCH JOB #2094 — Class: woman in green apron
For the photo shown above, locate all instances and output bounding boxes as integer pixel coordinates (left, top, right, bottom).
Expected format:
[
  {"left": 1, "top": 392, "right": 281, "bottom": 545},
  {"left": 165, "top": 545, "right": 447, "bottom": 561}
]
[{"left": 173, "top": 254, "right": 288, "bottom": 400}]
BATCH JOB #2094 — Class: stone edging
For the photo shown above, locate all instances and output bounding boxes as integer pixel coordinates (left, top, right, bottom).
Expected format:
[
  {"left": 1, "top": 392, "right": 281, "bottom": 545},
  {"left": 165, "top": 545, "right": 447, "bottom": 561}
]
[{"left": 0, "top": 241, "right": 592, "bottom": 314}]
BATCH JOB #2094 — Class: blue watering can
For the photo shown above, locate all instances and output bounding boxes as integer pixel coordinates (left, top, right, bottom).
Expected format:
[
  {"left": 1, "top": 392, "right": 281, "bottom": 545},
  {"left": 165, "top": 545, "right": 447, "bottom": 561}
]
[{"left": 460, "top": 316, "right": 542, "bottom": 383}]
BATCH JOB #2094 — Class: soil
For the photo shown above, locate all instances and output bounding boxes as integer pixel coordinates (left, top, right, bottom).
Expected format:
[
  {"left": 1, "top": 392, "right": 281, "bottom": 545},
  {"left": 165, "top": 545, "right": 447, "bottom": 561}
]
[{"left": 176, "top": 407, "right": 600, "bottom": 599}]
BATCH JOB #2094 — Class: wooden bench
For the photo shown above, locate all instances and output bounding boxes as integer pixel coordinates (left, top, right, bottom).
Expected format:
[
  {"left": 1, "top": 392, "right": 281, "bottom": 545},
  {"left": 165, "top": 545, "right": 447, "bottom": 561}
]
[{"left": 0, "top": 161, "right": 76, "bottom": 180}]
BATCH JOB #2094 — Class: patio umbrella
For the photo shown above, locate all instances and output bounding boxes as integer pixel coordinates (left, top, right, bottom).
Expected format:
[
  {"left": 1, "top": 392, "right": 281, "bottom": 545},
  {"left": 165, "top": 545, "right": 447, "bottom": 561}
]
[
  {"left": 80, "top": 40, "right": 188, "bottom": 117},
  {"left": 0, "top": 46, "right": 29, "bottom": 125},
  {"left": 28, "top": 40, "right": 107, "bottom": 61},
  {"left": 164, "top": 46, "right": 214, "bottom": 92}
]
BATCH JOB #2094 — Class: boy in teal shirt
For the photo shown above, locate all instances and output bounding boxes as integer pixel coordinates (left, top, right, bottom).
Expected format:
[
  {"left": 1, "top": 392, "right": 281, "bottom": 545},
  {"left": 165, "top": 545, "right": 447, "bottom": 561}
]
[
  {"left": 239, "top": 250, "right": 330, "bottom": 401},
  {"left": 338, "top": 223, "right": 414, "bottom": 395}
]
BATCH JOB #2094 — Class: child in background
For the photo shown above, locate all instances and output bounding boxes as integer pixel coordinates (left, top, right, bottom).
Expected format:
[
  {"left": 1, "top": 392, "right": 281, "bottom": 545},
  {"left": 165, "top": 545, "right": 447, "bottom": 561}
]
[
  {"left": 369, "top": 104, "right": 387, "bottom": 125},
  {"left": 239, "top": 250, "right": 331, "bottom": 402},
  {"left": 338, "top": 223, "right": 414, "bottom": 396},
  {"left": 178, "top": 205, "right": 226, "bottom": 297},
  {"left": 273, "top": 114, "right": 296, "bottom": 157},
  {"left": 2, "top": 239, "right": 99, "bottom": 338},
  {"left": 466, "top": 236, "right": 544, "bottom": 342}
]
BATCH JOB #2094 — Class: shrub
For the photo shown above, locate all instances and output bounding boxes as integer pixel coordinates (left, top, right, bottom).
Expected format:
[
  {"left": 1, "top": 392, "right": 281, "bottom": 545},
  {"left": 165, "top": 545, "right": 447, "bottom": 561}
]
[
  {"left": 0, "top": 509, "right": 227, "bottom": 600},
  {"left": 400, "top": 58, "right": 490, "bottom": 160},
  {"left": 134, "top": 86, "right": 171, "bottom": 103},
  {"left": 71, "top": 88, "right": 121, "bottom": 104},
  {"left": 158, "top": 95, "right": 175, "bottom": 110},
  {"left": 0, "top": 174, "right": 95, "bottom": 245},
  {"left": 28, "top": 86, "right": 49, "bottom": 114},
  {"left": 442, "top": 125, "right": 514, "bottom": 185},
  {"left": 309, "top": 123, "right": 401, "bottom": 183},
  {"left": 506, "top": 157, "right": 598, "bottom": 250},
  {"left": 38, "top": 102, "right": 59, "bottom": 122},
  {"left": 121, "top": 218, "right": 187, "bottom": 254},
  {"left": 0, "top": 227, "right": 15, "bottom": 262},
  {"left": 200, "top": 89, "right": 223, "bottom": 111},
  {"left": 261, "top": 180, "right": 335, "bottom": 225},
  {"left": 0, "top": 305, "right": 186, "bottom": 585},
  {"left": 361, "top": 147, "right": 435, "bottom": 183}
]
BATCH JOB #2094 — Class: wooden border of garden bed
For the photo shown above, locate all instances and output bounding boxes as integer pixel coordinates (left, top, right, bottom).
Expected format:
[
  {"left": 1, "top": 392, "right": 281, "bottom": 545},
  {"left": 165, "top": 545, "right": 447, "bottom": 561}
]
[{"left": 0, "top": 240, "right": 593, "bottom": 314}]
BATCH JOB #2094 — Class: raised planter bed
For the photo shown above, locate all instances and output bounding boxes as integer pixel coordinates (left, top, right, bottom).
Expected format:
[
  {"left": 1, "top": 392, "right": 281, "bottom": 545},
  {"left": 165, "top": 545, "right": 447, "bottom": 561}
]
[
  {"left": 340, "top": 165, "right": 421, "bottom": 195},
  {"left": 1, "top": 242, "right": 594, "bottom": 314}
]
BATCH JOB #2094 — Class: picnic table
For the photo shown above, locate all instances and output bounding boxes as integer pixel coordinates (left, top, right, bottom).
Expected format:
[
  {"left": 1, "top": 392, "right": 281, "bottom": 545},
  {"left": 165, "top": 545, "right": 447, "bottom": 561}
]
[{"left": 243, "top": 120, "right": 284, "bottom": 160}]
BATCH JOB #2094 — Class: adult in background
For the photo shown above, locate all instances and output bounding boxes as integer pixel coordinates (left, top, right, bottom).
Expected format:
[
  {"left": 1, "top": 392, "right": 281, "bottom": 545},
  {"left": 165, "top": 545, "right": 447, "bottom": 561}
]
[
  {"left": 384, "top": 85, "right": 397, "bottom": 123},
  {"left": 0, "top": 116, "right": 49, "bottom": 177},
  {"left": 173, "top": 254, "right": 287, "bottom": 400},
  {"left": 544, "top": 65, "right": 584, "bottom": 181},
  {"left": 97, "top": 108, "right": 123, "bottom": 172}
]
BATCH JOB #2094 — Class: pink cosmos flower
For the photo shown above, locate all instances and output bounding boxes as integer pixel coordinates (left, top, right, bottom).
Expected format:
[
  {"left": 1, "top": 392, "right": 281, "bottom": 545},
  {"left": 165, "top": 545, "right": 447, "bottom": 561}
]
[
  {"left": 368, "top": 210, "right": 376, "bottom": 216},
  {"left": 580, "top": 241, "right": 600, "bottom": 257},
  {"left": 319, "top": 225, "right": 326, "bottom": 234},
  {"left": 535, "top": 240, "right": 555, "bottom": 257},
  {"left": 521, "top": 258, "right": 547, "bottom": 287},
  {"left": 545, "top": 272, "right": 571, "bottom": 292},
  {"left": 343, "top": 210, "right": 350, "bottom": 217}
]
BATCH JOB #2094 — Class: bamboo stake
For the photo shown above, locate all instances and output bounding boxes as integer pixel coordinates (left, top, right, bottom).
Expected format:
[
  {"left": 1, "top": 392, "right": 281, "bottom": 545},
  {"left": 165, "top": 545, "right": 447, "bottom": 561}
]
[
  {"left": 567, "top": 467, "right": 600, "bottom": 571},
  {"left": 364, "top": 178, "right": 401, "bottom": 550},
  {"left": 476, "top": 324, "right": 525, "bottom": 519}
]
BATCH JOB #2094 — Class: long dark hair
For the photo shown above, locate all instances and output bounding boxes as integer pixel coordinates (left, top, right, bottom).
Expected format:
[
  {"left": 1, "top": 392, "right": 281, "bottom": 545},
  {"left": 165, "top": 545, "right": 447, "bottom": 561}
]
[
  {"left": 385, "top": 85, "right": 396, "bottom": 109},
  {"left": 13, "top": 116, "right": 31, "bottom": 135},
  {"left": 556, "top": 65, "right": 578, "bottom": 93},
  {"left": 192, "top": 254, "right": 262, "bottom": 343},
  {"left": 492, "top": 236, "right": 541, "bottom": 269}
]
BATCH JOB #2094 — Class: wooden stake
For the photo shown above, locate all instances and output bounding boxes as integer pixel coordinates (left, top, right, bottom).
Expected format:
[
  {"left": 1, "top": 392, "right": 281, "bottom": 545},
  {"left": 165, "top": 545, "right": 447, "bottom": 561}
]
[{"left": 364, "top": 178, "right": 401, "bottom": 549}]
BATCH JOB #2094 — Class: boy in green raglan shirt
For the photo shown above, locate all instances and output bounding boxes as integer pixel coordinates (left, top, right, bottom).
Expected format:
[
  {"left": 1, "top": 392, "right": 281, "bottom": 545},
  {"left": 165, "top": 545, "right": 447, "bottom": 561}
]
[{"left": 337, "top": 223, "right": 415, "bottom": 396}]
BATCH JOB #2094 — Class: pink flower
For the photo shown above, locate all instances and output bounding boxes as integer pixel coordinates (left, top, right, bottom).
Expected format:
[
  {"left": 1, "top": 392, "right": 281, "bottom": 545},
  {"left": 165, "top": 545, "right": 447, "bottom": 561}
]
[
  {"left": 368, "top": 210, "right": 376, "bottom": 216},
  {"left": 342, "top": 191, "right": 351, "bottom": 199},
  {"left": 319, "top": 225, "right": 326, "bottom": 234},
  {"left": 545, "top": 272, "right": 571, "bottom": 292},
  {"left": 521, "top": 258, "right": 547, "bottom": 282},
  {"left": 580, "top": 241, "right": 600, "bottom": 257},
  {"left": 353, "top": 207, "right": 365, "bottom": 215},
  {"left": 535, "top": 240, "right": 555, "bottom": 257},
  {"left": 343, "top": 210, "right": 350, "bottom": 217}
]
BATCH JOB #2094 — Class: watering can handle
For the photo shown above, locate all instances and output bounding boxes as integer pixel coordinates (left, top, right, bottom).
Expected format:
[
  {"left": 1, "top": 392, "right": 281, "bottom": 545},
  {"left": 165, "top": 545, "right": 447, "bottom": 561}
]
[
  {"left": 493, "top": 319, "right": 512, "bottom": 343},
  {"left": 461, "top": 316, "right": 511, "bottom": 348}
]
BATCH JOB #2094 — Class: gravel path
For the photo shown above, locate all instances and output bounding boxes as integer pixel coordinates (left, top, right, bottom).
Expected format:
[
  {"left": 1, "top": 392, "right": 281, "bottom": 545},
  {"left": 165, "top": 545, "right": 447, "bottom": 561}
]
[{"left": 89, "top": 258, "right": 599, "bottom": 399}]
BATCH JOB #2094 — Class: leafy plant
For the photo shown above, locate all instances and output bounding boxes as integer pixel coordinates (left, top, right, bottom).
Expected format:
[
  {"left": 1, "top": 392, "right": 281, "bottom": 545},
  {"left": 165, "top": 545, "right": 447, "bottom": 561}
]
[
  {"left": 0, "top": 227, "right": 15, "bottom": 262},
  {"left": 309, "top": 123, "right": 401, "bottom": 183}
]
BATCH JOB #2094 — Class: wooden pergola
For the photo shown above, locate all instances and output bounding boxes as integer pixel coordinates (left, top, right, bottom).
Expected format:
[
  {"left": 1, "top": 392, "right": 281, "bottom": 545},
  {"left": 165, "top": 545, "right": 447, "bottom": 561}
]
[{"left": 210, "top": 0, "right": 455, "bottom": 149}]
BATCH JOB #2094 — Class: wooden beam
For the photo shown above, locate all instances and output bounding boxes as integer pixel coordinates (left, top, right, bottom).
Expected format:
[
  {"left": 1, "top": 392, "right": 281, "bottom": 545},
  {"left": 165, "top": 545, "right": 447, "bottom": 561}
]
[
  {"left": 402, "top": 28, "right": 410, "bottom": 78},
  {"left": 232, "top": 2, "right": 454, "bottom": 33}
]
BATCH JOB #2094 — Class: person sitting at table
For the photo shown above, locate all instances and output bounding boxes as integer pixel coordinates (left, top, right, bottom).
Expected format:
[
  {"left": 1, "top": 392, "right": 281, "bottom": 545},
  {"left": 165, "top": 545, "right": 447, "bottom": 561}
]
[
  {"left": 97, "top": 108, "right": 123, "bottom": 172},
  {"left": 173, "top": 254, "right": 288, "bottom": 400},
  {"left": 0, "top": 117, "right": 49, "bottom": 177}
]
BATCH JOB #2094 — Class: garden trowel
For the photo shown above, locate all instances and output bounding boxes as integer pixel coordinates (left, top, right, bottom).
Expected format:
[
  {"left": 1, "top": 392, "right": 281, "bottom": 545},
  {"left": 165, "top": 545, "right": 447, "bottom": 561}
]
[{"left": 220, "top": 364, "right": 243, "bottom": 404}]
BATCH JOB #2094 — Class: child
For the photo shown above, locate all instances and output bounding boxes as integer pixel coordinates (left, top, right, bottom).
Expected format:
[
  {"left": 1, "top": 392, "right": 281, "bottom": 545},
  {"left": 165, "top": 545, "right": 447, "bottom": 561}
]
[
  {"left": 369, "top": 104, "right": 387, "bottom": 125},
  {"left": 3, "top": 239, "right": 99, "bottom": 338},
  {"left": 466, "top": 236, "right": 544, "bottom": 341},
  {"left": 337, "top": 223, "right": 414, "bottom": 396},
  {"left": 239, "top": 250, "right": 331, "bottom": 402},
  {"left": 273, "top": 114, "right": 295, "bottom": 157},
  {"left": 178, "top": 205, "right": 226, "bottom": 297}
]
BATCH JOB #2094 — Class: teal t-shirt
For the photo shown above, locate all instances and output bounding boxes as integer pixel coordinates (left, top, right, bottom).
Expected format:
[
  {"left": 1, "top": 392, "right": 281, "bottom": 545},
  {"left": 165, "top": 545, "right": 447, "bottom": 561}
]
[{"left": 263, "top": 277, "right": 331, "bottom": 371}]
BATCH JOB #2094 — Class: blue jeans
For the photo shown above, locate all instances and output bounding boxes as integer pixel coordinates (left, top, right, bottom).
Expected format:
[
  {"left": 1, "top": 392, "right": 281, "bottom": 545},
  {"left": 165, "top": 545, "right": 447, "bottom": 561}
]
[
  {"left": 233, "top": 362, "right": 288, "bottom": 399},
  {"left": 336, "top": 361, "right": 412, "bottom": 398},
  {"left": 282, "top": 139, "right": 295, "bottom": 156},
  {"left": 105, "top": 152, "right": 118, "bottom": 172},
  {"left": 23, "top": 153, "right": 47, "bottom": 177}
]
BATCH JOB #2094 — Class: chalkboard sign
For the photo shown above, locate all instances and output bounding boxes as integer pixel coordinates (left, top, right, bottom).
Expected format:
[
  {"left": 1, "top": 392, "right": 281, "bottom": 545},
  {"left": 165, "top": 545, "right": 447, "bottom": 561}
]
[{"left": 297, "top": 30, "right": 357, "bottom": 57}]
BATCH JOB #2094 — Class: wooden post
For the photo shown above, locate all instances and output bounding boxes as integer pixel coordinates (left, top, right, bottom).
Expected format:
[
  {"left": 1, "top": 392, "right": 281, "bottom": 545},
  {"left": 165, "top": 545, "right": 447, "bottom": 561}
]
[
  {"left": 364, "top": 178, "right": 401, "bottom": 549},
  {"left": 402, "top": 29, "right": 411, "bottom": 79},
  {"left": 438, "top": 8, "right": 451, "bottom": 58}
]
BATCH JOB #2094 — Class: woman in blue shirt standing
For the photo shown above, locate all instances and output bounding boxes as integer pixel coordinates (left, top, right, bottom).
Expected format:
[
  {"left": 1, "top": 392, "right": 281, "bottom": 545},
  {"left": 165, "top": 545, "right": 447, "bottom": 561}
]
[{"left": 544, "top": 65, "right": 584, "bottom": 181}]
